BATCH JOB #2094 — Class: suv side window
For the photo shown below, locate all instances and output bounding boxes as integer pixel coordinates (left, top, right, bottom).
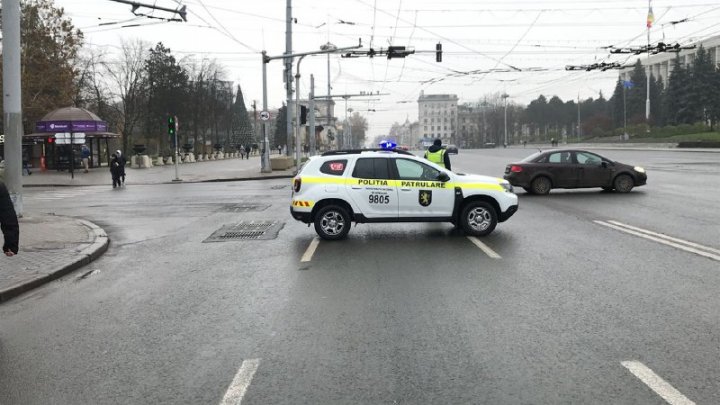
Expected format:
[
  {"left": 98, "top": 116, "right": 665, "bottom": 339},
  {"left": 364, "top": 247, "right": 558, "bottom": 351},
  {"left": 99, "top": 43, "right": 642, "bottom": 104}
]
[
  {"left": 320, "top": 159, "right": 347, "bottom": 175},
  {"left": 352, "top": 158, "right": 390, "bottom": 179},
  {"left": 394, "top": 159, "right": 440, "bottom": 181}
]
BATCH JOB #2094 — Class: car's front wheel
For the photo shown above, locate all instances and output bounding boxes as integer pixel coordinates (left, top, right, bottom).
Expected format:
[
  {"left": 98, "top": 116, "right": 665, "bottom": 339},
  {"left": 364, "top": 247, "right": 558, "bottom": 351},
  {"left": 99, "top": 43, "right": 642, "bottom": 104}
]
[
  {"left": 314, "top": 205, "right": 351, "bottom": 240},
  {"left": 613, "top": 174, "right": 634, "bottom": 193},
  {"left": 530, "top": 176, "right": 552, "bottom": 195},
  {"left": 460, "top": 201, "right": 497, "bottom": 237}
]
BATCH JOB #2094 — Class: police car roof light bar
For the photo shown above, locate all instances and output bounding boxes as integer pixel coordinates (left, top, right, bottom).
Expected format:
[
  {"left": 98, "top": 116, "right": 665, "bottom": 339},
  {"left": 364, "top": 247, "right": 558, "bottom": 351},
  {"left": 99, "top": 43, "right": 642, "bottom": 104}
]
[{"left": 321, "top": 148, "right": 414, "bottom": 156}]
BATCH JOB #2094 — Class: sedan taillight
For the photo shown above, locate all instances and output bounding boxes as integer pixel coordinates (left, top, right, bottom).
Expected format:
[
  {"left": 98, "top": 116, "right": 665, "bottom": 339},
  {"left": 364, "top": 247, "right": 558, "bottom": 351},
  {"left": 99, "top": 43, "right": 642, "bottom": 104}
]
[{"left": 510, "top": 165, "right": 523, "bottom": 173}]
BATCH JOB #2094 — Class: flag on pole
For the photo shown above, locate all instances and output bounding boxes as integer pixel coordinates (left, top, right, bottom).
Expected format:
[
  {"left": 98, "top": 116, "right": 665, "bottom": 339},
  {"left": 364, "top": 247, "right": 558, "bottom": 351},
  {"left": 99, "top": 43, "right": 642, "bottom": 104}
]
[{"left": 647, "top": 6, "right": 654, "bottom": 28}]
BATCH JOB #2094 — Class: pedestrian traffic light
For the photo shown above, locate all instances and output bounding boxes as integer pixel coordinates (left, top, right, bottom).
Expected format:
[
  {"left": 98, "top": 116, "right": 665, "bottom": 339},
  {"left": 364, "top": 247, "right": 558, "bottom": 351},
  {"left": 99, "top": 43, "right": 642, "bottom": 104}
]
[
  {"left": 436, "top": 43, "right": 442, "bottom": 62},
  {"left": 168, "top": 116, "right": 176, "bottom": 136},
  {"left": 300, "top": 105, "right": 308, "bottom": 125}
]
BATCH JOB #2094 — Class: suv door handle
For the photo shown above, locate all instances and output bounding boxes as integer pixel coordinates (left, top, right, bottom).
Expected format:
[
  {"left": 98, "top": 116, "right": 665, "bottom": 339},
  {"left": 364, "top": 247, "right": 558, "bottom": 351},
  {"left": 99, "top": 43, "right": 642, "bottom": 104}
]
[
  {"left": 351, "top": 186, "right": 362, "bottom": 190},
  {"left": 400, "top": 188, "right": 411, "bottom": 191}
]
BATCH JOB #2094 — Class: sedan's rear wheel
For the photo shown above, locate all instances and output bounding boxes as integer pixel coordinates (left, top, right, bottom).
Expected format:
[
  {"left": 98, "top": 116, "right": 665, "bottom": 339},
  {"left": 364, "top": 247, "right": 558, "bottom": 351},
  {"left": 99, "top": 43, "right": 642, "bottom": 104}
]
[
  {"left": 460, "top": 201, "right": 497, "bottom": 237},
  {"left": 613, "top": 174, "right": 634, "bottom": 193},
  {"left": 531, "top": 176, "right": 552, "bottom": 195},
  {"left": 314, "top": 205, "right": 351, "bottom": 240}
]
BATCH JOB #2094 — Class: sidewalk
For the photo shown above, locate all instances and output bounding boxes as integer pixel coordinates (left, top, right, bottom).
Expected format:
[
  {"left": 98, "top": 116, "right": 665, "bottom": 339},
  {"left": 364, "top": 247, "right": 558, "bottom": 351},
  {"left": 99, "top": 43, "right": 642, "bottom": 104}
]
[
  {"left": 0, "top": 214, "right": 108, "bottom": 302},
  {"left": 21, "top": 154, "right": 297, "bottom": 187}
]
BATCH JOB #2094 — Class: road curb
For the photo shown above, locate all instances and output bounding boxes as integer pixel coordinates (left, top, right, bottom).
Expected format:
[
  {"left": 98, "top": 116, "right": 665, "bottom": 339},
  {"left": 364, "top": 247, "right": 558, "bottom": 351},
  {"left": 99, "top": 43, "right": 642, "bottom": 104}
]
[
  {"left": 22, "top": 174, "right": 296, "bottom": 188},
  {"left": 0, "top": 218, "right": 110, "bottom": 303}
]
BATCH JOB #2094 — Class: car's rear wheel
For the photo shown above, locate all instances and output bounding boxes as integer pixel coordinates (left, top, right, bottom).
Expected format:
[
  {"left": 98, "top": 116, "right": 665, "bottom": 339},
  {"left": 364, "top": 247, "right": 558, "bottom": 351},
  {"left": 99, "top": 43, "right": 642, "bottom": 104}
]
[
  {"left": 613, "top": 174, "right": 634, "bottom": 193},
  {"left": 460, "top": 201, "right": 497, "bottom": 237},
  {"left": 530, "top": 176, "right": 552, "bottom": 195},
  {"left": 314, "top": 205, "right": 351, "bottom": 240}
]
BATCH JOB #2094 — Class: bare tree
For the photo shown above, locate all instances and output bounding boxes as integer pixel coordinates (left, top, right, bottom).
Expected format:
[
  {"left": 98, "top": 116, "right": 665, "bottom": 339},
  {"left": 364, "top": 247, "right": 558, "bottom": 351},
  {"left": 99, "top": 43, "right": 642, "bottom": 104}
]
[{"left": 102, "top": 39, "right": 149, "bottom": 153}]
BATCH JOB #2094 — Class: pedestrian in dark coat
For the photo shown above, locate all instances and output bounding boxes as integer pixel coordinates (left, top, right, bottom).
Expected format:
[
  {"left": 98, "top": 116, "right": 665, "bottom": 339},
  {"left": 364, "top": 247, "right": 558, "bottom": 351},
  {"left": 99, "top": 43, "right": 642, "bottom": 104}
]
[
  {"left": 116, "top": 150, "right": 127, "bottom": 185},
  {"left": 110, "top": 154, "right": 122, "bottom": 188},
  {"left": 244, "top": 145, "right": 251, "bottom": 160},
  {"left": 0, "top": 181, "right": 19, "bottom": 256}
]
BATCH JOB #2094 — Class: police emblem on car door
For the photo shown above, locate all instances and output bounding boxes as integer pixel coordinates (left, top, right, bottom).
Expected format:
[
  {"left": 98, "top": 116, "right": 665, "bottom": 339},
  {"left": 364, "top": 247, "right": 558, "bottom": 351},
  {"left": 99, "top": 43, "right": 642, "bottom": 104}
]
[{"left": 419, "top": 190, "right": 432, "bottom": 206}]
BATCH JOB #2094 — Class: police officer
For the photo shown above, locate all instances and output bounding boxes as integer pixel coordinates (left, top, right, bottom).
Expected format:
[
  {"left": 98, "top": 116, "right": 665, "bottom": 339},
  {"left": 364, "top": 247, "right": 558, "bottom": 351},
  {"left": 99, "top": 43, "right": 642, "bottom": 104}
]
[{"left": 424, "top": 138, "right": 451, "bottom": 170}]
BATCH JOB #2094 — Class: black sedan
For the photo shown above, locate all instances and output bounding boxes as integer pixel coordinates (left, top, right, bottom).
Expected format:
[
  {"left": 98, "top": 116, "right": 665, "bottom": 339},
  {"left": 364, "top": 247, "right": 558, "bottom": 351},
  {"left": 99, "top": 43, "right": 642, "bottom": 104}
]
[
  {"left": 504, "top": 149, "right": 647, "bottom": 194},
  {"left": 445, "top": 144, "right": 459, "bottom": 154}
]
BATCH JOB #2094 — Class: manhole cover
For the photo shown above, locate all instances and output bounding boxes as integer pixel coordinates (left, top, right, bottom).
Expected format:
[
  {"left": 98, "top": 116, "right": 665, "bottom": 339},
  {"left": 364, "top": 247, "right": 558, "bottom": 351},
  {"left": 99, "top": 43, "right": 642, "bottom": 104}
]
[
  {"left": 216, "top": 204, "right": 270, "bottom": 213},
  {"left": 203, "top": 221, "right": 284, "bottom": 242}
]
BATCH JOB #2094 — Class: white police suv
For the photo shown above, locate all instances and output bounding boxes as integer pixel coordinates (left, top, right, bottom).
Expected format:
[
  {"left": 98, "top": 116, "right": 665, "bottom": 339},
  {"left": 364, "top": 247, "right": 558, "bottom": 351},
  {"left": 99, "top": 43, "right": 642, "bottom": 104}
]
[{"left": 290, "top": 148, "right": 518, "bottom": 240}]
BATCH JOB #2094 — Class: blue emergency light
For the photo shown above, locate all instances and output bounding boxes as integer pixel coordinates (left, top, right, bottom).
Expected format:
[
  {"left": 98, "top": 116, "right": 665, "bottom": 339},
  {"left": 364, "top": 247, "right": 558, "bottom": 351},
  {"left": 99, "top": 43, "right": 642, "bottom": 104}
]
[{"left": 379, "top": 140, "right": 397, "bottom": 150}]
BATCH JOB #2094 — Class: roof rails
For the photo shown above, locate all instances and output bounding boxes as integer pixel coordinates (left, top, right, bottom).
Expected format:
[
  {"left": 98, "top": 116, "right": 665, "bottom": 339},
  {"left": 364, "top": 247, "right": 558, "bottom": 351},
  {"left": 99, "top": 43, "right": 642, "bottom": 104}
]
[{"left": 321, "top": 148, "right": 415, "bottom": 157}]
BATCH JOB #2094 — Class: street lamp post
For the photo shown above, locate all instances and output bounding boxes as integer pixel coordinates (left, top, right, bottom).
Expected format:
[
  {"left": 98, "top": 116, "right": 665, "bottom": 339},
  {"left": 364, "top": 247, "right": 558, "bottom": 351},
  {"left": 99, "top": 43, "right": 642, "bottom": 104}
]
[
  {"left": 501, "top": 93, "right": 509, "bottom": 147},
  {"left": 260, "top": 41, "right": 361, "bottom": 172}
]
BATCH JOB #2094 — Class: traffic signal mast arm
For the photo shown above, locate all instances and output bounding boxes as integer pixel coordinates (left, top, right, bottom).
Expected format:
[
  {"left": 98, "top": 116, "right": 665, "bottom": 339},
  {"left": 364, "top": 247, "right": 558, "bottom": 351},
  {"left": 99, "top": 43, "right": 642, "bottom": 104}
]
[{"left": 340, "top": 43, "right": 442, "bottom": 61}]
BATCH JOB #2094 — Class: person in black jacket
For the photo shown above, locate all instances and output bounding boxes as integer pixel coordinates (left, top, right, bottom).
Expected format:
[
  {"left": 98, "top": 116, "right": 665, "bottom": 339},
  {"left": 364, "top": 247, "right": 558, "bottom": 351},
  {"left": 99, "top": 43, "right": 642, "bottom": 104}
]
[{"left": 0, "top": 181, "right": 19, "bottom": 256}]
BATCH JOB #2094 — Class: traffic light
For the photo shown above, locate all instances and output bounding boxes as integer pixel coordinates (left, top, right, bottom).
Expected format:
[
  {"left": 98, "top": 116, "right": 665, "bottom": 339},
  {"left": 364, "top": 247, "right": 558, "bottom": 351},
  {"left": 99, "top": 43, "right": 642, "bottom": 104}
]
[
  {"left": 168, "top": 116, "right": 176, "bottom": 136},
  {"left": 387, "top": 46, "right": 407, "bottom": 59},
  {"left": 300, "top": 105, "right": 308, "bottom": 125},
  {"left": 436, "top": 43, "right": 442, "bottom": 62}
]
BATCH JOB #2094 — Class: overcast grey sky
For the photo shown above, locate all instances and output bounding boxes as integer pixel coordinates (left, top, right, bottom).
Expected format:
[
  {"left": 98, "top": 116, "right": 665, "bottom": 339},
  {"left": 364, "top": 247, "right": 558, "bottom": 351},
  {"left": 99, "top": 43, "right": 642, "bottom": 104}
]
[{"left": 57, "top": 0, "right": 720, "bottom": 138}]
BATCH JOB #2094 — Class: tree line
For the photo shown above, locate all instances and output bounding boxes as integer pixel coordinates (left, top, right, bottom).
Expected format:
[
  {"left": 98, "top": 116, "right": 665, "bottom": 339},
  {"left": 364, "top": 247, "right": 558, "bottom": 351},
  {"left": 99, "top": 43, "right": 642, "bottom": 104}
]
[{"left": 452, "top": 48, "right": 720, "bottom": 148}]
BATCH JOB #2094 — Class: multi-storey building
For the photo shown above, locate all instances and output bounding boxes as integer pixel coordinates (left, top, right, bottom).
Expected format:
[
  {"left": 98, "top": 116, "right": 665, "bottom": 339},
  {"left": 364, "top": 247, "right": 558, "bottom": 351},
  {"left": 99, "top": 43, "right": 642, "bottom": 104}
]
[
  {"left": 619, "top": 34, "right": 720, "bottom": 85},
  {"left": 457, "top": 105, "right": 480, "bottom": 148},
  {"left": 418, "top": 91, "right": 459, "bottom": 145}
]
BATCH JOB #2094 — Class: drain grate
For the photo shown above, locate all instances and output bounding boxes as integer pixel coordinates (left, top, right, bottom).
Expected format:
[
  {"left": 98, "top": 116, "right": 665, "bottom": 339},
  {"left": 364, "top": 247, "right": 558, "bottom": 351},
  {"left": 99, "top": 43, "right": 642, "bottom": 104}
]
[
  {"left": 203, "top": 221, "right": 284, "bottom": 242},
  {"left": 216, "top": 203, "right": 270, "bottom": 213}
]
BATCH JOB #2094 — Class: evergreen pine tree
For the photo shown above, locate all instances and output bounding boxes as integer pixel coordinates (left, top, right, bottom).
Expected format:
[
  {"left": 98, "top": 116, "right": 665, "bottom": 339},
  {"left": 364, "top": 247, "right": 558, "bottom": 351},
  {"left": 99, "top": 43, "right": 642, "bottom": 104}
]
[
  {"left": 691, "top": 46, "right": 714, "bottom": 127},
  {"left": 231, "top": 85, "right": 254, "bottom": 148},
  {"left": 663, "top": 55, "right": 690, "bottom": 125},
  {"left": 627, "top": 59, "right": 647, "bottom": 123},
  {"left": 610, "top": 78, "right": 625, "bottom": 129}
]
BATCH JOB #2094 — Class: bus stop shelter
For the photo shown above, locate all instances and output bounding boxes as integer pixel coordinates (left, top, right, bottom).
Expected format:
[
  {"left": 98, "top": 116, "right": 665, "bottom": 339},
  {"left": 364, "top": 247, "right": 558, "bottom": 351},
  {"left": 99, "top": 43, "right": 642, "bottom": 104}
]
[{"left": 24, "top": 107, "right": 120, "bottom": 176}]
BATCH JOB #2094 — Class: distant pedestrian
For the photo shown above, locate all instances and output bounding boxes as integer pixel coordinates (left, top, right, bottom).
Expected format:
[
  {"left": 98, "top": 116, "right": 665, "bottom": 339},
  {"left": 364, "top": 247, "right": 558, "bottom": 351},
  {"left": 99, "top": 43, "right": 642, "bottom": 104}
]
[
  {"left": 0, "top": 181, "right": 19, "bottom": 256},
  {"left": 110, "top": 154, "right": 122, "bottom": 188},
  {"left": 277, "top": 145, "right": 282, "bottom": 155},
  {"left": 81, "top": 144, "right": 91, "bottom": 173},
  {"left": 244, "top": 145, "right": 251, "bottom": 159},
  {"left": 523, "top": 140, "right": 527, "bottom": 148},
  {"left": 22, "top": 150, "right": 31, "bottom": 176},
  {"left": 116, "top": 150, "right": 126, "bottom": 185}
]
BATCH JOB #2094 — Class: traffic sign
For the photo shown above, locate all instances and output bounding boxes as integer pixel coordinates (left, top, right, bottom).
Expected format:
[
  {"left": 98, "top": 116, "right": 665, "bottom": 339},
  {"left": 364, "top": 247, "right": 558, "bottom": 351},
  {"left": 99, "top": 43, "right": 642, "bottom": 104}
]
[{"left": 260, "top": 111, "right": 270, "bottom": 121}]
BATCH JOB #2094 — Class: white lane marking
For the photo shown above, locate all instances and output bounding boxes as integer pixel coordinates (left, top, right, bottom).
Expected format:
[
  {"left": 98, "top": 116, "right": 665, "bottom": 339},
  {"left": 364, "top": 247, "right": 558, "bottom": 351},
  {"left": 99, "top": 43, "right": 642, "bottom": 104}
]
[
  {"left": 219, "top": 358, "right": 261, "bottom": 405},
  {"left": 467, "top": 236, "right": 502, "bottom": 259},
  {"left": 621, "top": 361, "right": 696, "bottom": 405},
  {"left": 595, "top": 221, "right": 720, "bottom": 262},
  {"left": 300, "top": 237, "right": 320, "bottom": 262},
  {"left": 607, "top": 220, "right": 720, "bottom": 256}
]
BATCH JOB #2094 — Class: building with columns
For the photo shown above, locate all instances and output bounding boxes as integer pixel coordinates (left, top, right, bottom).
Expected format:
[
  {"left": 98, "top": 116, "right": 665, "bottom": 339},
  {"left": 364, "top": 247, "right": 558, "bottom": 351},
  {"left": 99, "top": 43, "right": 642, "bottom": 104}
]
[
  {"left": 418, "top": 91, "right": 459, "bottom": 145},
  {"left": 619, "top": 35, "right": 720, "bottom": 85}
]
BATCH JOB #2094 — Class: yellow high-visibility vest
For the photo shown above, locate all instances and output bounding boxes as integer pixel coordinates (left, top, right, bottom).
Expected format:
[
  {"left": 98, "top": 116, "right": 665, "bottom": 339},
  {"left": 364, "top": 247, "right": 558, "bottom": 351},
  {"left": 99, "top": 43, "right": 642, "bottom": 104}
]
[{"left": 425, "top": 149, "right": 446, "bottom": 168}]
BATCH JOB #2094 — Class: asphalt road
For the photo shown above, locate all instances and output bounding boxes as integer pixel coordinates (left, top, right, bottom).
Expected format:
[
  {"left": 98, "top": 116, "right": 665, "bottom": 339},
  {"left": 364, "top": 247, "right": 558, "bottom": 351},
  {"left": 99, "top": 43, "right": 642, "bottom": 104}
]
[{"left": 0, "top": 148, "right": 718, "bottom": 404}]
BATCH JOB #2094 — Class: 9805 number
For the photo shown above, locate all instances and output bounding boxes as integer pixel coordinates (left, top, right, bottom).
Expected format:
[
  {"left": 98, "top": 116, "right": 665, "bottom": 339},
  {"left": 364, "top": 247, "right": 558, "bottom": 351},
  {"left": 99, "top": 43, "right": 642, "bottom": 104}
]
[{"left": 369, "top": 194, "right": 390, "bottom": 204}]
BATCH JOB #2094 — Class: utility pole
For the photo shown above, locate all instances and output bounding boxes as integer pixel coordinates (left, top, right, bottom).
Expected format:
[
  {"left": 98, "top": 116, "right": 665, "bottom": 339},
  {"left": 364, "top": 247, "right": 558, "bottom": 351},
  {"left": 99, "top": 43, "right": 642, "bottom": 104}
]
[
  {"left": 501, "top": 93, "right": 509, "bottom": 147},
  {"left": 309, "top": 75, "right": 316, "bottom": 156},
  {"left": 646, "top": 0, "right": 652, "bottom": 126},
  {"left": 2, "top": 0, "right": 23, "bottom": 215},
  {"left": 285, "top": 0, "right": 293, "bottom": 156},
  {"left": 252, "top": 100, "right": 258, "bottom": 149},
  {"left": 577, "top": 93, "right": 581, "bottom": 142}
]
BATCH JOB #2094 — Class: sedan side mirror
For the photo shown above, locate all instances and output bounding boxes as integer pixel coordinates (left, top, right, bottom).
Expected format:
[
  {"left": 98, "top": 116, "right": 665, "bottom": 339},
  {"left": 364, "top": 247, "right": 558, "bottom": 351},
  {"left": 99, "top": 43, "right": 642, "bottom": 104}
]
[{"left": 437, "top": 172, "right": 450, "bottom": 182}]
